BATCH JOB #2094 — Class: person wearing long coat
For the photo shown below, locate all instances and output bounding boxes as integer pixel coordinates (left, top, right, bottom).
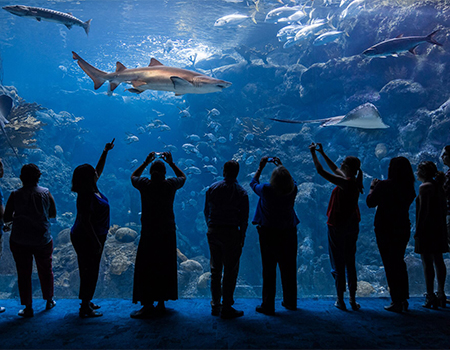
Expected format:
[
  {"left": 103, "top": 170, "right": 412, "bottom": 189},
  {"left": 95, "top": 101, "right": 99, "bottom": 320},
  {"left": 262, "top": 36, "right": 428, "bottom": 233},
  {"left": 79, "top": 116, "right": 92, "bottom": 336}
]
[{"left": 130, "top": 151, "right": 186, "bottom": 318}]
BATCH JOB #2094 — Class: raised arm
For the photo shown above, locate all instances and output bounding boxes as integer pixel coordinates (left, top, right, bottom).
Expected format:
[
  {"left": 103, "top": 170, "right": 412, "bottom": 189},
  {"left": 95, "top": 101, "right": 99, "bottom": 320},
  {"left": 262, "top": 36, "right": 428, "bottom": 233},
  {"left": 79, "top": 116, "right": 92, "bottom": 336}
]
[
  {"left": 132, "top": 152, "right": 155, "bottom": 179},
  {"left": 163, "top": 152, "right": 186, "bottom": 180},
  {"left": 309, "top": 143, "right": 348, "bottom": 189},
  {"left": 48, "top": 192, "right": 57, "bottom": 219},
  {"left": 254, "top": 156, "right": 269, "bottom": 182},
  {"left": 316, "top": 143, "right": 345, "bottom": 177},
  {"left": 95, "top": 139, "right": 115, "bottom": 179}
]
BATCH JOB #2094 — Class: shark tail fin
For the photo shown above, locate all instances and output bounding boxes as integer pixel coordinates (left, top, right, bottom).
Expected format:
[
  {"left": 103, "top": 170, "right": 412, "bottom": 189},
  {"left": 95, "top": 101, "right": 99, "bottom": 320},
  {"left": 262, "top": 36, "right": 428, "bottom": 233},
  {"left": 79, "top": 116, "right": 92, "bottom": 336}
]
[
  {"left": 427, "top": 30, "right": 443, "bottom": 46},
  {"left": 72, "top": 51, "right": 107, "bottom": 90},
  {"left": 83, "top": 19, "right": 92, "bottom": 36}
]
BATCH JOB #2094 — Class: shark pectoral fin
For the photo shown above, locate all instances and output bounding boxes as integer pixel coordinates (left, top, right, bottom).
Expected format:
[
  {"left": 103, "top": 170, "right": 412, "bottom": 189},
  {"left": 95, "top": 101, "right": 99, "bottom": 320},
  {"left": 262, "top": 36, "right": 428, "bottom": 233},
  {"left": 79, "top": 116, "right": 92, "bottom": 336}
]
[
  {"left": 170, "top": 76, "right": 193, "bottom": 90},
  {"left": 409, "top": 46, "right": 418, "bottom": 55},
  {"left": 131, "top": 81, "right": 146, "bottom": 87},
  {"left": 65, "top": 24, "right": 73, "bottom": 30},
  {"left": 109, "top": 82, "right": 119, "bottom": 91},
  {"left": 395, "top": 34, "right": 404, "bottom": 38},
  {"left": 116, "top": 62, "right": 127, "bottom": 72},
  {"left": 149, "top": 58, "right": 164, "bottom": 67},
  {"left": 36, "top": 17, "right": 41, "bottom": 21}
]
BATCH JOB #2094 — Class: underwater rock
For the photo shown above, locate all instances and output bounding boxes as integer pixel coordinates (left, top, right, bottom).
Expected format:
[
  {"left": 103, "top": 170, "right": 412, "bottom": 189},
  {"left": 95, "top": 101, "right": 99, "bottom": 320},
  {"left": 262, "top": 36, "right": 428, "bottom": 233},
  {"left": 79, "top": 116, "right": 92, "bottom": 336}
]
[
  {"left": 109, "top": 255, "right": 133, "bottom": 276},
  {"left": 114, "top": 227, "right": 138, "bottom": 243},
  {"left": 356, "top": 281, "right": 376, "bottom": 297},
  {"left": 197, "top": 272, "right": 211, "bottom": 290},
  {"left": 56, "top": 228, "right": 71, "bottom": 245},
  {"left": 379, "top": 79, "right": 427, "bottom": 112},
  {"left": 180, "top": 259, "right": 203, "bottom": 273},
  {"left": 374, "top": 143, "right": 387, "bottom": 159}
]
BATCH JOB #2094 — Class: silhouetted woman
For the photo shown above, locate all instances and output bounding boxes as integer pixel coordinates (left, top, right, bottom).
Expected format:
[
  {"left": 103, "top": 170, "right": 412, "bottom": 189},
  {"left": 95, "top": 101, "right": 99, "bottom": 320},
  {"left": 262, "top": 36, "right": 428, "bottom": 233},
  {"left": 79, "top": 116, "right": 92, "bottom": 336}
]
[
  {"left": 251, "top": 156, "right": 299, "bottom": 315},
  {"left": 71, "top": 139, "right": 114, "bottom": 318},
  {"left": 415, "top": 161, "right": 448, "bottom": 308},
  {"left": 366, "top": 157, "right": 416, "bottom": 312},
  {"left": 130, "top": 151, "right": 186, "bottom": 318},
  {"left": 4, "top": 164, "right": 57, "bottom": 317},
  {"left": 309, "top": 143, "right": 362, "bottom": 311}
]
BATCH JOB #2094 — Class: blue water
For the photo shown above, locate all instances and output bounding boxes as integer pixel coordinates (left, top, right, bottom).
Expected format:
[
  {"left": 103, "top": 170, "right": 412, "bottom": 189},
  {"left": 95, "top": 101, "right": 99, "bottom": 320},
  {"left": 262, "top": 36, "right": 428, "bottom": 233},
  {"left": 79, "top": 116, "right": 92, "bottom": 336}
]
[{"left": 0, "top": 0, "right": 449, "bottom": 298}]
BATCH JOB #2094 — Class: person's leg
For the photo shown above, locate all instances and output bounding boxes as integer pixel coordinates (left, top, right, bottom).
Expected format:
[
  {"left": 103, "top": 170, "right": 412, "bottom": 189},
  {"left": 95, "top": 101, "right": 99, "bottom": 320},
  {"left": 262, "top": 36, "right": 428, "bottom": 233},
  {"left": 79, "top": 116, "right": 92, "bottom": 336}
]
[
  {"left": 433, "top": 253, "right": 447, "bottom": 306},
  {"left": 278, "top": 228, "right": 298, "bottom": 310},
  {"left": 222, "top": 228, "right": 242, "bottom": 308},
  {"left": 257, "top": 226, "right": 277, "bottom": 314},
  {"left": 207, "top": 228, "right": 224, "bottom": 313},
  {"left": 328, "top": 225, "right": 346, "bottom": 309},
  {"left": 33, "top": 240, "right": 55, "bottom": 307},
  {"left": 421, "top": 253, "right": 438, "bottom": 308},
  {"left": 10, "top": 240, "right": 34, "bottom": 317}
]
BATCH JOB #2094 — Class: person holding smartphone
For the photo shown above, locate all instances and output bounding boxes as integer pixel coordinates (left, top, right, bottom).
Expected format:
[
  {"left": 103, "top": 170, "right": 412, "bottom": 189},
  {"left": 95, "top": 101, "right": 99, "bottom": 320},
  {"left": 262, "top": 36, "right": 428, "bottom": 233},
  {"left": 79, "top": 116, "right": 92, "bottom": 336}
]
[
  {"left": 250, "top": 156, "right": 299, "bottom": 315},
  {"left": 70, "top": 139, "right": 115, "bottom": 318}
]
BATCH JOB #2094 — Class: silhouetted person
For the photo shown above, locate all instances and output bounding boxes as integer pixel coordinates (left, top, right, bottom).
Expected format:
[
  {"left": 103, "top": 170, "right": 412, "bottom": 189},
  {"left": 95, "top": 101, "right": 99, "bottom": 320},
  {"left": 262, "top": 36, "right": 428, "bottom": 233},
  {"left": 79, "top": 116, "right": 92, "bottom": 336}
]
[
  {"left": 366, "top": 157, "right": 416, "bottom": 312},
  {"left": 0, "top": 159, "right": 5, "bottom": 313},
  {"left": 309, "top": 143, "right": 362, "bottom": 311},
  {"left": 415, "top": 161, "right": 448, "bottom": 308},
  {"left": 71, "top": 139, "right": 114, "bottom": 318},
  {"left": 251, "top": 156, "right": 299, "bottom": 315},
  {"left": 4, "top": 164, "right": 56, "bottom": 317},
  {"left": 130, "top": 151, "right": 186, "bottom": 319},
  {"left": 440, "top": 145, "right": 450, "bottom": 304},
  {"left": 204, "top": 160, "right": 249, "bottom": 319}
]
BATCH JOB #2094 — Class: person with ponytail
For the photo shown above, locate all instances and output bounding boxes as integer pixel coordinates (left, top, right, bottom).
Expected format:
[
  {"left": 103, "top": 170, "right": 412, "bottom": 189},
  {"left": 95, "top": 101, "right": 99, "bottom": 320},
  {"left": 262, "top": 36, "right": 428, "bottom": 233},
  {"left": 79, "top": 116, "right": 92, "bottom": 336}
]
[
  {"left": 309, "top": 142, "right": 362, "bottom": 311},
  {"left": 130, "top": 151, "right": 186, "bottom": 318},
  {"left": 71, "top": 139, "right": 114, "bottom": 318},
  {"left": 366, "top": 157, "right": 416, "bottom": 312},
  {"left": 415, "top": 161, "right": 448, "bottom": 308}
]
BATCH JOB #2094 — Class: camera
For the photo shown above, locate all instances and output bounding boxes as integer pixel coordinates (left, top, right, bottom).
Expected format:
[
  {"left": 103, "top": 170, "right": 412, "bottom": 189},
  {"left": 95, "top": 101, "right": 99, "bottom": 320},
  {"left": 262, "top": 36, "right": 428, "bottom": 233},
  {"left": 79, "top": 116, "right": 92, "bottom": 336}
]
[
  {"left": 268, "top": 157, "right": 274, "bottom": 162},
  {"left": 155, "top": 152, "right": 163, "bottom": 158}
]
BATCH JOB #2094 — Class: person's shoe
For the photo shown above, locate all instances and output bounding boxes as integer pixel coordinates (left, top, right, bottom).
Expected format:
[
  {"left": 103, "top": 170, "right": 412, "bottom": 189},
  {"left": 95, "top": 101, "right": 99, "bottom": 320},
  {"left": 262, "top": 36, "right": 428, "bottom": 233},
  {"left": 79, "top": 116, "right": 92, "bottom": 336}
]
[
  {"left": 422, "top": 293, "right": 438, "bottom": 309},
  {"left": 334, "top": 299, "right": 347, "bottom": 311},
  {"left": 349, "top": 298, "right": 360, "bottom": 311},
  {"left": 130, "top": 306, "right": 154, "bottom": 319},
  {"left": 437, "top": 292, "right": 447, "bottom": 308},
  {"left": 220, "top": 306, "right": 244, "bottom": 319},
  {"left": 0, "top": 306, "right": 5, "bottom": 313},
  {"left": 402, "top": 300, "right": 409, "bottom": 311},
  {"left": 89, "top": 302, "right": 101, "bottom": 310},
  {"left": 281, "top": 301, "right": 297, "bottom": 311},
  {"left": 79, "top": 305, "right": 103, "bottom": 318},
  {"left": 255, "top": 305, "right": 275, "bottom": 316},
  {"left": 18, "top": 307, "right": 34, "bottom": 318},
  {"left": 45, "top": 300, "right": 56, "bottom": 310},
  {"left": 211, "top": 304, "right": 222, "bottom": 316},
  {"left": 384, "top": 302, "right": 402, "bottom": 313}
]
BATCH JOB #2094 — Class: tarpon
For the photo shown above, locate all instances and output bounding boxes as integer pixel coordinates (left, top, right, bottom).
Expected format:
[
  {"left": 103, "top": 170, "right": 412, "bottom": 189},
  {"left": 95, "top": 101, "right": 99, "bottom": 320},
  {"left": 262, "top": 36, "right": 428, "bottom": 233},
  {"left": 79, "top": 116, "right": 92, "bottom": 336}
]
[
  {"left": 2, "top": 5, "right": 92, "bottom": 35},
  {"left": 0, "top": 95, "right": 22, "bottom": 163},
  {"left": 270, "top": 103, "right": 389, "bottom": 129},
  {"left": 72, "top": 52, "right": 232, "bottom": 96},
  {"left": 363, "top": 30, "right": 442, "bottom": 57}
]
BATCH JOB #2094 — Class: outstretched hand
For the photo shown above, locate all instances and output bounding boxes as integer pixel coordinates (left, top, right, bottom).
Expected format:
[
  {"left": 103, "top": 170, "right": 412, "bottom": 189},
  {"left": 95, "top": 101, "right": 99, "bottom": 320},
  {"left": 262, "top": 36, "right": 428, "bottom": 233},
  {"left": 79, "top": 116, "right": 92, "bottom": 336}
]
[
  {"left": 162, "top": 151, "right": 173, "bottom": 165},
  {"left": 104, "top": 138, "right": 115, "bottom": 152},
  {"left": 259, "top": 156, "right": 269, "bottom": 169},
  {"left": 145, "top": 152, "right": 156, "bottom": 165}
]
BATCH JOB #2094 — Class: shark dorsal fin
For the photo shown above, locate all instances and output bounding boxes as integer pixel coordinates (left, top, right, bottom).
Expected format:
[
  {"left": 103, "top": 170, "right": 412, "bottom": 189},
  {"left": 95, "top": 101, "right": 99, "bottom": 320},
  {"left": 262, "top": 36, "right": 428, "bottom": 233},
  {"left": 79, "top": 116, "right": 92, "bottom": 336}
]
[
  {"left": 395, "top": 34, "right": 404, "bottom": 38},
  {"left": 116, "top": 62, "right": 127, "bottom": 72},
  {"left": 149, "top": 58, "right": 164, "bottom": 67}
]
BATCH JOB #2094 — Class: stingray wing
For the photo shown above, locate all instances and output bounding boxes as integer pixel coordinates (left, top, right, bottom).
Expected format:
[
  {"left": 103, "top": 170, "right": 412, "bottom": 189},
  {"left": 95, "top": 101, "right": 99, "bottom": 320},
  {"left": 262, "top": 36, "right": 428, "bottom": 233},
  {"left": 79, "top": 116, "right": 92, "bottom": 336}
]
[
  {"left": 0, "top": 95, "right": 13, "bottom": 125},
  {"left": 335, "top": 103, "right": 389, "bottom": 129}
]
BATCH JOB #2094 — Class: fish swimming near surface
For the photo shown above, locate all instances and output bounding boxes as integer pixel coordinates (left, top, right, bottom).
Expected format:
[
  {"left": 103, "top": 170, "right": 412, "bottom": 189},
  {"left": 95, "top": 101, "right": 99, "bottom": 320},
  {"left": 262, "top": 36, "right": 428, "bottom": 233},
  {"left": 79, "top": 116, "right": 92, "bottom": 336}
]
[
  {"left": 270, "top": 103, "right": 389, "bottom": 129},
  {"left": 2, "top": 5, "right": 92, "bottom": 35},
  {"left": 363, "top": 30, "right": 442, "bottom": 57},
  {"left": 72, "top": 52, "right": 232, "bottom": 96},
  {"left": 0, "top": 95, "right": 22, "bottom": 163}
]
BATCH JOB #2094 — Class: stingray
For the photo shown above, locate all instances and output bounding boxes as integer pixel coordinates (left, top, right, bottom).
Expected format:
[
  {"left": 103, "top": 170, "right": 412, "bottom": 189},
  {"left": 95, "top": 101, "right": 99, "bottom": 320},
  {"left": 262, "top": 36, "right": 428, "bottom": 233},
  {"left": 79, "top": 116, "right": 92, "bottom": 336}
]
[
  {"left": 270, "top": 103, "right": 389, "bottom": 129},
  {"left": 0, "top": 95, "right": 22, "bottom": 163}
]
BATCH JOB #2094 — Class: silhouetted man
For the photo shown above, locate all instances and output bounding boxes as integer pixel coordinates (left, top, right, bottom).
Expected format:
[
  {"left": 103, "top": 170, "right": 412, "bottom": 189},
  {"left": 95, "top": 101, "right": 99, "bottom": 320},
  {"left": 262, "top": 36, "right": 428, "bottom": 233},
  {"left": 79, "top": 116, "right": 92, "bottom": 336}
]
[
  {"left": 204, "top": 160, "right": 249, "bottom": 319},
  {"left": 0, "top": 159, "right": 5, "bottom": 313}
]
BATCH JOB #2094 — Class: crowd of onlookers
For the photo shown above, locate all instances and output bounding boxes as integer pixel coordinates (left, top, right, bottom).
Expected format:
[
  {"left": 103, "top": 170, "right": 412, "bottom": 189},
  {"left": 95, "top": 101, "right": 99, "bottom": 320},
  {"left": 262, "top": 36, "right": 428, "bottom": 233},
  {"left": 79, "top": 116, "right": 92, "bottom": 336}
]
[{"left": 0, "top": 141, "right": 448, "bottom": 319}]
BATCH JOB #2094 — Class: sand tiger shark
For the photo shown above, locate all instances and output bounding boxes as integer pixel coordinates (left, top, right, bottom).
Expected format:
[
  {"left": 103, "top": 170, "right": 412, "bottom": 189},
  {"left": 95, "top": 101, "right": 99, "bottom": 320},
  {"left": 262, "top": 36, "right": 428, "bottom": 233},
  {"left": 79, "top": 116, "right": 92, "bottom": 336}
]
[
  {"left": 72, "top": 52, "right": 232, "bottom": 96},
  {"left": 270, "top": 103, "right": 389, "bottom": 129},
  {"left": 2, "top": 5, "right": 91, "bottom": 35}
]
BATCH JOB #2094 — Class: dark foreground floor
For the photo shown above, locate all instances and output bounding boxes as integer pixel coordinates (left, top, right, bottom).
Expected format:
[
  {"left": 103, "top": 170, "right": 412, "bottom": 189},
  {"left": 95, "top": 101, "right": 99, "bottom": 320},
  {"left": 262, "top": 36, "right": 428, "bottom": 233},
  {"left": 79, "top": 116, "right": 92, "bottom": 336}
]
[{"left": 0, "top": 297, "right": 449, "bottom": 349}]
